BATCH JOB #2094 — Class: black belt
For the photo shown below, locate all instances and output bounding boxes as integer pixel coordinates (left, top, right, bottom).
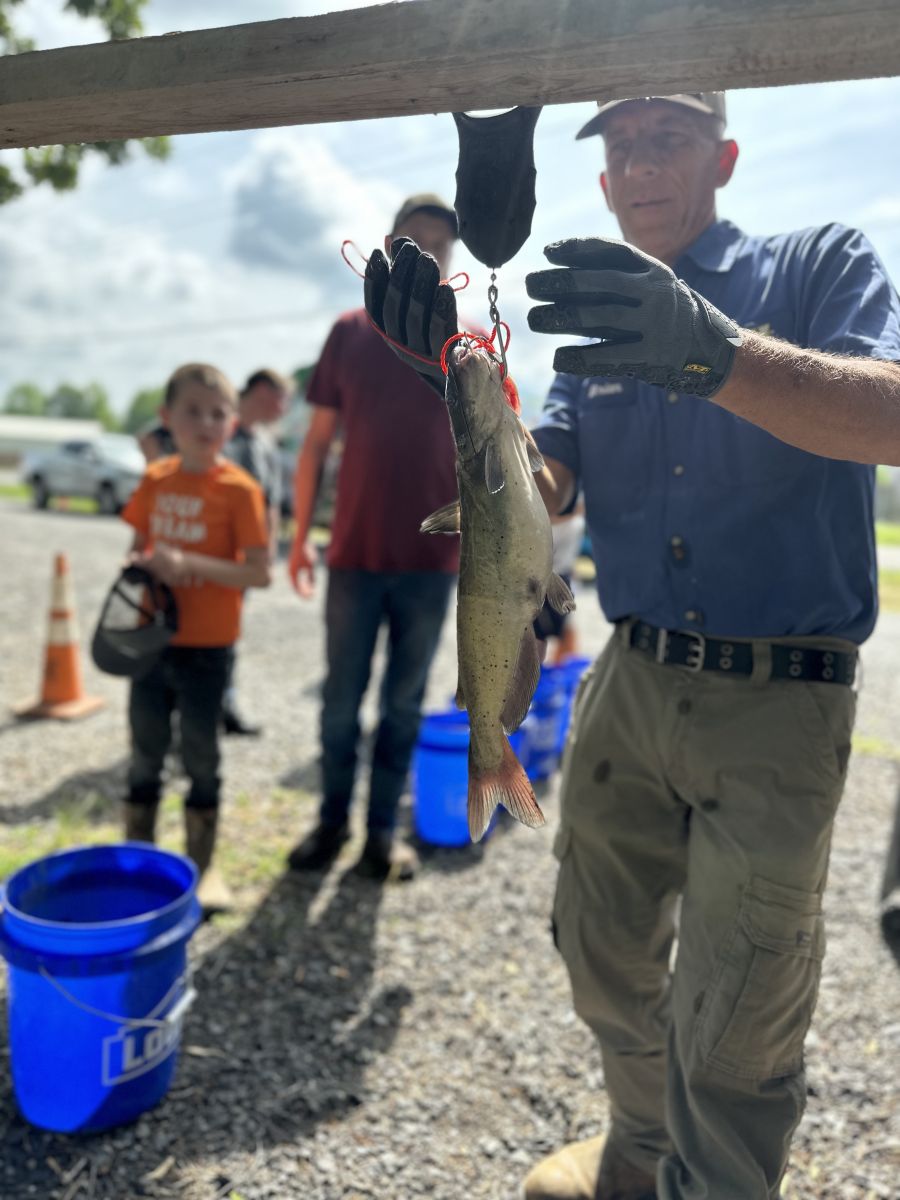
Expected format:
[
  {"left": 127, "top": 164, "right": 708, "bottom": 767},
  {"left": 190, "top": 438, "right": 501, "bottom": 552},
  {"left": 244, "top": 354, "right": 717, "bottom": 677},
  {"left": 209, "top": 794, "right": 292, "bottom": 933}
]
[{"left": 626, "top": 621, "right": 857, "bottom": 686}]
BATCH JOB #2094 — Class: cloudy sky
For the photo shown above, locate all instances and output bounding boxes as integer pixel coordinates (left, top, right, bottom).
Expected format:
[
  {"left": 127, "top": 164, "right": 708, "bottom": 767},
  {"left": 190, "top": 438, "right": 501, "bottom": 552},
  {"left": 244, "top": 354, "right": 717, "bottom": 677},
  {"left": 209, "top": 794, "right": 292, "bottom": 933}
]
[{"left": 2, "top": 0, "right": 900, "bottom": 421}]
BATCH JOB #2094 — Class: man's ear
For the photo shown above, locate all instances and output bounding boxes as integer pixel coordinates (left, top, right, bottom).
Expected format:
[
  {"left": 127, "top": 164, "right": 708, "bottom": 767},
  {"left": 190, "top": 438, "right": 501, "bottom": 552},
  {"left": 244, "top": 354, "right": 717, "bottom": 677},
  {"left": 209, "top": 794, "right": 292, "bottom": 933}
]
[
  {"left": 600, "top": 171, "right": 614, "bottom": 214},
  {"left": 159, "top": 407, "right": 171, "bottom": 429},
  {"left": 716, "top": 140, "right": 739, "bottom": 188},
  {"left": 383, "top": 234, "right": 393, "bottom": 256}
]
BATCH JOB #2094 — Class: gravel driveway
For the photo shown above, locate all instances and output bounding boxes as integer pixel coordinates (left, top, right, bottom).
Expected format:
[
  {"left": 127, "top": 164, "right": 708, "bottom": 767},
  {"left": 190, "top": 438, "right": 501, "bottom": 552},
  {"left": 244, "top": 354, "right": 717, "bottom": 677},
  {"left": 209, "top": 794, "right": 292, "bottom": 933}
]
[{"left": 0, "top": 499, "right": 897, "bottom": 1199}]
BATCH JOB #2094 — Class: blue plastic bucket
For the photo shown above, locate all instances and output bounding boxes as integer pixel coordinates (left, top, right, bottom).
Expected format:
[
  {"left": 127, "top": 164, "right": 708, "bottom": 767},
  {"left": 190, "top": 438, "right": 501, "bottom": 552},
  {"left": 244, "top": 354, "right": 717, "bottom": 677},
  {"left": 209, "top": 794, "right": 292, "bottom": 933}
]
[
  {"left": 0, "top": 843, "right": 201, "bottom": 1134},
  {"left": 414, "top": 710, "right": 501, "bottom": 846},
  {"left": 520, "top": 666, "right": 568, "bottom": 780}
]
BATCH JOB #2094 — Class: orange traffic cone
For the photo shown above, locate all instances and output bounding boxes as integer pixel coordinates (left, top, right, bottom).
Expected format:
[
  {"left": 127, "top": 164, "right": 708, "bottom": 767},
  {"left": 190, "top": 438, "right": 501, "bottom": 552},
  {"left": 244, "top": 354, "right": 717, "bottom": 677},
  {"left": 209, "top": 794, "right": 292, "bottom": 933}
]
[{"left": 15, "top": 553, "right": 105, "bottom": 721}]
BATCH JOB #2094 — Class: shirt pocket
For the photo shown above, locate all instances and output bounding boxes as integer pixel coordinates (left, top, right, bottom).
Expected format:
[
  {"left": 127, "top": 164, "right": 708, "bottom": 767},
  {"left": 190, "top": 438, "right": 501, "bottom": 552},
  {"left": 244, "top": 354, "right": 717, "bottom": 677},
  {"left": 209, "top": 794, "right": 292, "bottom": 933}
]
[
  {"left": 579, "top": 396, "right": 649, "bottom": 521},
  {"left": 696, "top": 876, "right": 825, "bottom": 1081}
]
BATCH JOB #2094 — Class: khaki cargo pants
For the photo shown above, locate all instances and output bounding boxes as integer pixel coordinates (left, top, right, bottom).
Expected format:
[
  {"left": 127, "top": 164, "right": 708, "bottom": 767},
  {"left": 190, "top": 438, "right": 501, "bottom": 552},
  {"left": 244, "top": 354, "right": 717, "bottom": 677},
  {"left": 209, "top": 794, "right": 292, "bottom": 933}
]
[{"left": 552, "top": 625, "right": 857, "bottom": 1200}]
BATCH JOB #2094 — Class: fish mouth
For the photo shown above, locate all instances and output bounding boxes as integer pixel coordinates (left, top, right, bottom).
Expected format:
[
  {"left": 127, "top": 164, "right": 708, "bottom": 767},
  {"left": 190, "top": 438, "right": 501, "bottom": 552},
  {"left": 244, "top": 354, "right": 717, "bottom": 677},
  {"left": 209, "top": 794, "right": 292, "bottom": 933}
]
[{"left": 448, "top": 340, "right": 497, "bottom": 382}]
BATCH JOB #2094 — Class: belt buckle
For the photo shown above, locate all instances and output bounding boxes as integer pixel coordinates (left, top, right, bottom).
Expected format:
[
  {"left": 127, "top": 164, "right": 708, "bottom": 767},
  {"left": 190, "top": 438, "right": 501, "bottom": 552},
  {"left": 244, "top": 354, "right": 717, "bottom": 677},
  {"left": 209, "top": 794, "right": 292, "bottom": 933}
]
[
  {"left": 655, "top": 628, "right": 669, "bottom": 664},
  {"left": 684, "top": 631, "right": 706, "bottom": 673}
]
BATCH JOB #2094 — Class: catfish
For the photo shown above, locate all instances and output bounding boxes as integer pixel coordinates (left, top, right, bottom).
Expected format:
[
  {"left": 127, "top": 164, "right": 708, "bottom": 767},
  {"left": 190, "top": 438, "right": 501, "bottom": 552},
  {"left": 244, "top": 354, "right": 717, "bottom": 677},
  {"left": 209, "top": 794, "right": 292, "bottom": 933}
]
[{"left": 421, "top": 342, "right": 574, "bottom": 840}]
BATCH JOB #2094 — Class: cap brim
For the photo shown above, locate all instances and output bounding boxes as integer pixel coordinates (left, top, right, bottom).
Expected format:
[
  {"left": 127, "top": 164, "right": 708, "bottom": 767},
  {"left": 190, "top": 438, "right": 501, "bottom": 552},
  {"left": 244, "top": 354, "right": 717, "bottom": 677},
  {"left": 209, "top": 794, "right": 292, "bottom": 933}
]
[{"left": 576, "top": 95, "right": 720, "bottom": 140}]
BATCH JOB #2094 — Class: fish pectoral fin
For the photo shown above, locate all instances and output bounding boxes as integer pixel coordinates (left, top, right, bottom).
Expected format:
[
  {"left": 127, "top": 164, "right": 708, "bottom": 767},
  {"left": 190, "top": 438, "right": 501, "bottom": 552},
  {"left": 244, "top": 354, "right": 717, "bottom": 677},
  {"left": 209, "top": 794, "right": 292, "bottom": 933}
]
[
  {"left": 455, "top": 682, "right": 467, "bottom": 711},
  {"left": 467, "top": 738, "right": 544, "bottom": 842},
  {"left": 484, "top": 441, "right": 505, "bottom": 494},
  {"left": 526, "top": 439, "right": 545, "bottom": 473},
  {"left": 547, "top": 572, "right": 576, "bottom": 615},
  {"left": 420, "top": 500, "right": 461, "bottom": 535},
  {"left": 501, "top": 625, "right": 541, "bottom": 734}
]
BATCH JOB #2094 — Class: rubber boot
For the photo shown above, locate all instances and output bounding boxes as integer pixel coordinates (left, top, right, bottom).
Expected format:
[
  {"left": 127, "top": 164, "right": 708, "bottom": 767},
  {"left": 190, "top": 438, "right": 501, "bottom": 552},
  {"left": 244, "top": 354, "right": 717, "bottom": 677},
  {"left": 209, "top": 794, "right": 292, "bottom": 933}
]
[
  {"left": 123, "top": 800, "right": 159, "bottom": 844},
  {"left": 287, "top": 821, "right": 350, "bottom": 872},
  {"left": 522, "top": 1135, "right": 658, "bottom": 1200},
  {"left": 184, "top": 807, "right": 234, "bottom": 916}
]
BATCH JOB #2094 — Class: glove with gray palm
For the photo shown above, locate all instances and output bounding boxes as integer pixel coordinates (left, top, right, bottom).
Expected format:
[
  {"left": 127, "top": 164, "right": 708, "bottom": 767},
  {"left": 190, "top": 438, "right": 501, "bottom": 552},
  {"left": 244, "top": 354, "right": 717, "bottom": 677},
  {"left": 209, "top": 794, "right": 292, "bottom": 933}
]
[
  {"left": 526, "top": 237, "right": 742, "bottom": 397},
  {"left": 364, "top": 237, "right": 459, "bottom": 396}
]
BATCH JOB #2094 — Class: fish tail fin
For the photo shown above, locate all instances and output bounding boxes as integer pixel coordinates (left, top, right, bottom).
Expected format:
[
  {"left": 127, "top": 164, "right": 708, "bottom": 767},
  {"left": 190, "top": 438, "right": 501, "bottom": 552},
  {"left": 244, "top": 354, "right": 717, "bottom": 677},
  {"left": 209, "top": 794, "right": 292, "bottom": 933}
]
[{"left": 468, "top": 737, "right": 545, "bottom": 842}]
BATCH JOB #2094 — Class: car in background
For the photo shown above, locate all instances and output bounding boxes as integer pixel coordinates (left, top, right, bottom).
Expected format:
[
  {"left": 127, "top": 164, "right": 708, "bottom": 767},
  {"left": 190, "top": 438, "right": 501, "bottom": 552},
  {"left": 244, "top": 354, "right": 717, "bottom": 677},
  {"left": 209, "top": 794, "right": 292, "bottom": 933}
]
[{"left": 22, "top": 434, "right": 146, "bottom": 515}]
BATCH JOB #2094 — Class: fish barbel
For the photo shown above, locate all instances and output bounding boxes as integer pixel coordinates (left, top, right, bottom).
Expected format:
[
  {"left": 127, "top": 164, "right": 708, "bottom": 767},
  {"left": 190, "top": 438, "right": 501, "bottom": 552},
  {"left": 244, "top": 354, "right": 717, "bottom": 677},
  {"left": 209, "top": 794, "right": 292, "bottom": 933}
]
[{"left": 421, "top": 342, "right": 575, "bottom": 840}]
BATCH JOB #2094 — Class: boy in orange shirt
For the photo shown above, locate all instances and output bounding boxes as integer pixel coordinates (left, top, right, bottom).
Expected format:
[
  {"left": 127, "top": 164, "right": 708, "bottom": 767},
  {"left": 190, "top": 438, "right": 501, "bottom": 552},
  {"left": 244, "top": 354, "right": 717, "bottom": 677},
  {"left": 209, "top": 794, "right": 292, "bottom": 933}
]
[{"left": 121, "top": 363, "right": 270, "bottom": 912}]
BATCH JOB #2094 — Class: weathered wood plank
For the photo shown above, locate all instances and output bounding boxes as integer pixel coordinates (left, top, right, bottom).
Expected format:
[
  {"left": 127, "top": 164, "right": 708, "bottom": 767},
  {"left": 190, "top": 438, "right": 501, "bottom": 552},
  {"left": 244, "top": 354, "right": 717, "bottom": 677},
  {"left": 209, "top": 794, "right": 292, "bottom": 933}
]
[{"left": 1, "top": 0, "right": 898, "bottom": 149}]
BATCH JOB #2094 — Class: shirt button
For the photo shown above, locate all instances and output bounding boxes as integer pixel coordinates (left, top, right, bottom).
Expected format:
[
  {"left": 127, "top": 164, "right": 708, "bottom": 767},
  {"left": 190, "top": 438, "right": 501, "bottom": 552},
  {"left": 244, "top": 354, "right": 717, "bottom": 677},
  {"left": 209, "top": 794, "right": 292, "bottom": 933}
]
[
  {"left": 673, "top": 464, "right": 685, "bottom": 476},
  {"left": 670, "top": 535, "right": 683, "bottom": 546},
  {"left": 668, "top": 392, "right": 679, "bottom": 404},
  {"left": 684, "top": 609, "right": 699, "bottom": 622}
]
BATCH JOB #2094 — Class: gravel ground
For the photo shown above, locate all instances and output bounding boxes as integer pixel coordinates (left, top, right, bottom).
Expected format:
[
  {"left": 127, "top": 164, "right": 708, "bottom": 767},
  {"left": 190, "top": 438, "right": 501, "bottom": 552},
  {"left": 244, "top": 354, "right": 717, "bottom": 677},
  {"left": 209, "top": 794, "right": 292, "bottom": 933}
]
[{"left": 0, "top": 498, "right": 898, "bottom": 1200}]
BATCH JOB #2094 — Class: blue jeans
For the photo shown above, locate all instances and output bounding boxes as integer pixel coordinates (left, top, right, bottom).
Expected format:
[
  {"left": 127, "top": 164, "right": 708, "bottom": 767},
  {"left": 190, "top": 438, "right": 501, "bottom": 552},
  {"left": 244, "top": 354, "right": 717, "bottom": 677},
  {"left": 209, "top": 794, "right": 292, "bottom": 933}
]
[
  {"left": 320, "top": 569, "right": 454, "bottom": 834},
  {"left": 128, "top": 646, "right": 229, "bottom": 810}
]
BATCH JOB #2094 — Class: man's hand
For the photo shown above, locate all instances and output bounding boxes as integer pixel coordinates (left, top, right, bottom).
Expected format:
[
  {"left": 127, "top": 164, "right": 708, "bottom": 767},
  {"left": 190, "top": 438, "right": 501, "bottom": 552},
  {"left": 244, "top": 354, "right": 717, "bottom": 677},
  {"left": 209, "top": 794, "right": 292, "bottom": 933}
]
[
  {"left": 364, "top": 237, "right": 458, "bottom": 395},
  {"left": 288, "top": 537, "right": 319, "bottom": 599},
  {"left": 526, "top": 237, "right": 742, "bottom": 397}
]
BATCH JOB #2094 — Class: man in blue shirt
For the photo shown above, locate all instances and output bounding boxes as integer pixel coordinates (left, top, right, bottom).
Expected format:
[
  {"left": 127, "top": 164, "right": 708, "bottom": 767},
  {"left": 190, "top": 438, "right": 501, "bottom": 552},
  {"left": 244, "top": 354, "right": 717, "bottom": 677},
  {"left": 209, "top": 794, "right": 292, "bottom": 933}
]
[
  {"left": 363, "top": 92, "right": 900, "bottom": 1200},
  {"left": 518, "top": 92, "right": 900, "bottom": 1200}
]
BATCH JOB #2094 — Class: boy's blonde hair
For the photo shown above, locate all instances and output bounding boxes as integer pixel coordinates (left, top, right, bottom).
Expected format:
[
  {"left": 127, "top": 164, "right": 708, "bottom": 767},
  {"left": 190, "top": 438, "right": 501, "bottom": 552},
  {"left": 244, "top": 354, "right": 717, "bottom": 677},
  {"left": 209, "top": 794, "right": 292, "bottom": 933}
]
[{"left": 164, "top": 363, "right": 238, "bottom": 409}]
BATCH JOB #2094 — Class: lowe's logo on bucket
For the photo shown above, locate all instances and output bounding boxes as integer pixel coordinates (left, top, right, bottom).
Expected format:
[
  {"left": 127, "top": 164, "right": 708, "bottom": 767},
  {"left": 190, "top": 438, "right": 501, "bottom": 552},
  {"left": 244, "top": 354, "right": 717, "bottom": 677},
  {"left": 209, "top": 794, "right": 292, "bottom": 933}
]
[{"left": 102, "top": 986, "right": 195, "bottom": 1086}]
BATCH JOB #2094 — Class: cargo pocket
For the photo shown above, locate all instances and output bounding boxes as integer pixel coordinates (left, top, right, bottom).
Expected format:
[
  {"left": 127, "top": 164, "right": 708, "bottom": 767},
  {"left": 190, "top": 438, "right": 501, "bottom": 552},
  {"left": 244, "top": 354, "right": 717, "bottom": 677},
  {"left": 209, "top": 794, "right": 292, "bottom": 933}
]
[{"left": 696, "top": 877, "right": 825, "bottom": 1081}]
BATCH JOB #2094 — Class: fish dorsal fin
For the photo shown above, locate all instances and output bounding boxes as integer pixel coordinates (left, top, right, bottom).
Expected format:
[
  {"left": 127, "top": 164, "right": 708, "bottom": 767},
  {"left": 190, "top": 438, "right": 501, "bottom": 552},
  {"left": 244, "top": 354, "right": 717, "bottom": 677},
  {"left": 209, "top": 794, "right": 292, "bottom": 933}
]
[
  {"left": 547, "top": 572, "right": 576, "bottom": 615},
  {"left": 420, "top": 500, "right": 461, "bottom": 535},
  {"left": 501, "top": 625, "right": 541, "bottom": 734},
  {"left": 485, "top": 442, "right": 505, "bottom": 494},
  {"left": 526, "top": 438, "right": 545, "bottom": 474}
]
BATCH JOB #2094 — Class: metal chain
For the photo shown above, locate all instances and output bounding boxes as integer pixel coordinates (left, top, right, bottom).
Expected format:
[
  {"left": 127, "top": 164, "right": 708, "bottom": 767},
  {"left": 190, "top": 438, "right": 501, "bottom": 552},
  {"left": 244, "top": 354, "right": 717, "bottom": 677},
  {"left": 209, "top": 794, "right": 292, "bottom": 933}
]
[{"left": 487, "top": 271, "right": 509, "bottom": 377}]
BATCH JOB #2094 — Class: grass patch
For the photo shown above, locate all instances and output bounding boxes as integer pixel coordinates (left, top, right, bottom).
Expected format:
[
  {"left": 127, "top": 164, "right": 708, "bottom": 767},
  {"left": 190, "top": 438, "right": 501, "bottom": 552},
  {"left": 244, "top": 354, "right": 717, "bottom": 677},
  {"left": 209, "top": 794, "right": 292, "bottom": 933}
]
[
  {"left": 876, "top": 520, "right": 900, "bottom": 547},
  {"left": 879, "top": 568, "right": 900, "bottom": 613},
  {"left": 852, "top": 733, "right": 900, "bottom": 762},
  {"left": 0, "top": 786, "right": 316, "bottom": 897},
  {"left": 0, "top": 482, "right": 28, "bottom": 500}
]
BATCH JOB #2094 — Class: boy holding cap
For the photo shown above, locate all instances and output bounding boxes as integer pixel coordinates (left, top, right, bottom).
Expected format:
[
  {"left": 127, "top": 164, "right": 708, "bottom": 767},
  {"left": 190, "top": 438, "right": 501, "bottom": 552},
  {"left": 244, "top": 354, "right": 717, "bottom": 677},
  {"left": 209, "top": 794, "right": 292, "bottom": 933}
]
[{"left": 121, "top": 363, "right": 270, "bottom": 913}]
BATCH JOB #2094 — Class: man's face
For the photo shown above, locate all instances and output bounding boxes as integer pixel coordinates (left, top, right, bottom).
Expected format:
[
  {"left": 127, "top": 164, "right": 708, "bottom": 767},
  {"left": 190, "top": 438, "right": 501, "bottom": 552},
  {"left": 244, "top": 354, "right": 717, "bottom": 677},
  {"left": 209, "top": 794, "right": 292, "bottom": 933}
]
[
  {"left": 600, "top": 101, "right": 736, "bottom": 263},
  {"left": 386, "top": 211, "right": 456, "bottom": 277}
]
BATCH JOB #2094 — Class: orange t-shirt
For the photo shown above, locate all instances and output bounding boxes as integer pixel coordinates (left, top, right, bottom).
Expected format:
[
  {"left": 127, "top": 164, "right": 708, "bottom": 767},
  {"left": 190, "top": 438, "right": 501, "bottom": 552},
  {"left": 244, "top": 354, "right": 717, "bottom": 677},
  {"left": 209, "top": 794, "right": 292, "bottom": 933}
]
[{"left": 122, "top": 456, "right": 268, "bottom": 648}]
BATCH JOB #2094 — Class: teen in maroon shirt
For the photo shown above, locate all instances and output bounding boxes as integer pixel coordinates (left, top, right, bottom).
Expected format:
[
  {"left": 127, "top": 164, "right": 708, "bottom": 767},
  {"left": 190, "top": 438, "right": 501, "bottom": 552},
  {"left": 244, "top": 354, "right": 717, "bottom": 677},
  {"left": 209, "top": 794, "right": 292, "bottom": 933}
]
[{"left": 287, "top": 194, "right": 459, "bottom": 881}]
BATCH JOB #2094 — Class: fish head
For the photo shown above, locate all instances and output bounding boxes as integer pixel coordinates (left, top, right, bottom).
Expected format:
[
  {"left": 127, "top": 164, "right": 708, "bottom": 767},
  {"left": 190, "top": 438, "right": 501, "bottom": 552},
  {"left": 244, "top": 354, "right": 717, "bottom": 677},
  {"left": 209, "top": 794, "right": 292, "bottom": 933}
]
[{"left": 445, "top": 342, "right": 505, "bottom": 460}]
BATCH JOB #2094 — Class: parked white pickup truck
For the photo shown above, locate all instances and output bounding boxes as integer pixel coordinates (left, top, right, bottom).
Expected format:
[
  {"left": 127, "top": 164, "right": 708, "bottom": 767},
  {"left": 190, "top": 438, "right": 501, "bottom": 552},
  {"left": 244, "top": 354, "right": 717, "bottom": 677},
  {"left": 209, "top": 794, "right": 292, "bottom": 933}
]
[{"left": 22, "top": 434, "right": 146, "bottom": 514}]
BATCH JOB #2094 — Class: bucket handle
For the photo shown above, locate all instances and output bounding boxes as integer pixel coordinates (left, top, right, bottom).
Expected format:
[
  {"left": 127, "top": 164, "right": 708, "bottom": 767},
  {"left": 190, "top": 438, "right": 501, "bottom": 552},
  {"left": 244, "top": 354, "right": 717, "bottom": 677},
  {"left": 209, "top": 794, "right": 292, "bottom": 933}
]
[{"left": 37, "top": 965, "right": 196, "bottom": 1029}]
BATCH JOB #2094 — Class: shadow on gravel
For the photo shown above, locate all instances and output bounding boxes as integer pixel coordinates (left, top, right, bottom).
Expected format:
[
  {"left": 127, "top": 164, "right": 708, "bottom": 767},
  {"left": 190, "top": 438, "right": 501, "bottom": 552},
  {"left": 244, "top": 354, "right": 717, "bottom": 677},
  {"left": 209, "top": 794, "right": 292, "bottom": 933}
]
[
  {"left": 175, "top": 867, "right": 409, "bottom": 1186},
  {"left": 0, "top": 758, "right": 129, "bottom": 827}
]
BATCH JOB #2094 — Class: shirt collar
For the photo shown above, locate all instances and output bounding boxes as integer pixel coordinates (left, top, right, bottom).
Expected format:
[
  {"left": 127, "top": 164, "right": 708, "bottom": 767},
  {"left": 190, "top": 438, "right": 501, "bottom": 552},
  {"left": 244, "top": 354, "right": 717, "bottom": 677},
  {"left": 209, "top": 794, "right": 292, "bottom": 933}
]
[{"left": 676, "top": 219, "right": 744, "bottom": 274}]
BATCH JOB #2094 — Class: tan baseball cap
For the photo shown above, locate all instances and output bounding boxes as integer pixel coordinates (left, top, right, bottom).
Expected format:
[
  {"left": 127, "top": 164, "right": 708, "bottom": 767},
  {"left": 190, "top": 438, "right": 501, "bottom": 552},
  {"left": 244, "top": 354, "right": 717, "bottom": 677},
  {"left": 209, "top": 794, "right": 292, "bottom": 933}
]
[
  {"left": 576, "top": 92, "right": 727, "bottom": 140},
  {"left": 391, "top": 193, "right": 458, "bottom": 237}
]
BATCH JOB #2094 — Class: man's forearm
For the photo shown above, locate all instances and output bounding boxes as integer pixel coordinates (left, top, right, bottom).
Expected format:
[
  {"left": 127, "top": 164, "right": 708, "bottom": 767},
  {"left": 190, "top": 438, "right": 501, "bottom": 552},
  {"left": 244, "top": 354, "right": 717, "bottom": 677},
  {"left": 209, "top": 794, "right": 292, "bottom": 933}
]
[
  {"left": 292, "top": 445, "right": 326, "bottom": 542},
  {"left": 713, "top": 331, "right": 900, "bottom": 465}
]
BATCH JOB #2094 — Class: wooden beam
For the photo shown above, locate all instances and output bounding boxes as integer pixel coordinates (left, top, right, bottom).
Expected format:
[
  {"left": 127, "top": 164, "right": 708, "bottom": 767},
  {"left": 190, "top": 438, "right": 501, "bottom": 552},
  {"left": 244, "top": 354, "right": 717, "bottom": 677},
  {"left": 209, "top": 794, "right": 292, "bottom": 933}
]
[{"left": 1, "top": 0, "right": 899, "bottom": 149}]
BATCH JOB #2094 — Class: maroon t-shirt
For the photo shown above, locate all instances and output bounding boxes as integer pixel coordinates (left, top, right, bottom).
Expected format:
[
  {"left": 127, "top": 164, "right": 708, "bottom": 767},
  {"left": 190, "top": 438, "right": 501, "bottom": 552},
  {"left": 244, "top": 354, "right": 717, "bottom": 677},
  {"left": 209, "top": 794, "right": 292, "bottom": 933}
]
[{"left": 308, "top": 309, "right": 460, "bottom": 574}]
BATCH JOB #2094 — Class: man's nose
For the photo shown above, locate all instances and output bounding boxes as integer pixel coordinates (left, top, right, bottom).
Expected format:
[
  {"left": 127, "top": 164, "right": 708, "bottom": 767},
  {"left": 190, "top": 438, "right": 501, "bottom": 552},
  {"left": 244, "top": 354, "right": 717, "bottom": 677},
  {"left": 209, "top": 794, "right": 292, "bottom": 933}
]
[{"left": 624, "top": 136, "right": 662, "bottom": 178}]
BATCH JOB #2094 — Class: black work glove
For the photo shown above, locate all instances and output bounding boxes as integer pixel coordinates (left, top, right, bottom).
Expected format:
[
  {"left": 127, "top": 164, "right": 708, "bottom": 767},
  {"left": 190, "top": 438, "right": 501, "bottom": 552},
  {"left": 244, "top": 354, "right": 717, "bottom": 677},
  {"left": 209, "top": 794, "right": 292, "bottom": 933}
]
[
  {"left": 526, "top": 237, "right": 742, "bottom": 397},
  {"left": 364, "top": 237, "right": 459, "bottom": 395}
]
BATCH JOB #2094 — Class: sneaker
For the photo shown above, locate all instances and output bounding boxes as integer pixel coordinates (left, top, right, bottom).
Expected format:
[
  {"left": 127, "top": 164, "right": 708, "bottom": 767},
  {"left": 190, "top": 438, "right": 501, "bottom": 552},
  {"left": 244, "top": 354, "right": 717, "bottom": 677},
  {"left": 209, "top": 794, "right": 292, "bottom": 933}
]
[
  {"left": 287, "top": 822, "right": 350, "bottom": 871},
  {"left": 353, "top": 830, "right": 418, "bottom": 883}
]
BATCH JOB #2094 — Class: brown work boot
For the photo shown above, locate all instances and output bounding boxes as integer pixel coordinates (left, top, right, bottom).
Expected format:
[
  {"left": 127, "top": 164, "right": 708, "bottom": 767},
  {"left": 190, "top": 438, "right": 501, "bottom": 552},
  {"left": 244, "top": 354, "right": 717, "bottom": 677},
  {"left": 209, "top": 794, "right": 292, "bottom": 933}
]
[
  {"left": 352, "top": 830, "right": 418, "bottom": 883},
  {"left": 184, "top": 807, "right": 234, "bottom": 916},
  {"left": 123, "top": 800, "right": 159, "bottom": 843},
  {"left": 522, "top": 1135, "right": 658, "bottom": 1200}
]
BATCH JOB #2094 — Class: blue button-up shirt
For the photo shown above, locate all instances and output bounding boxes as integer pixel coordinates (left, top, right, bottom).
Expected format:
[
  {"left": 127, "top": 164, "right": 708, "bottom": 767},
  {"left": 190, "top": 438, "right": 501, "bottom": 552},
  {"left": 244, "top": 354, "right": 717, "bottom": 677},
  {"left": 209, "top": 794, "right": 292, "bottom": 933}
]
[{"left": 533, "top": 220, "right": 900, "bottom": 644}]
